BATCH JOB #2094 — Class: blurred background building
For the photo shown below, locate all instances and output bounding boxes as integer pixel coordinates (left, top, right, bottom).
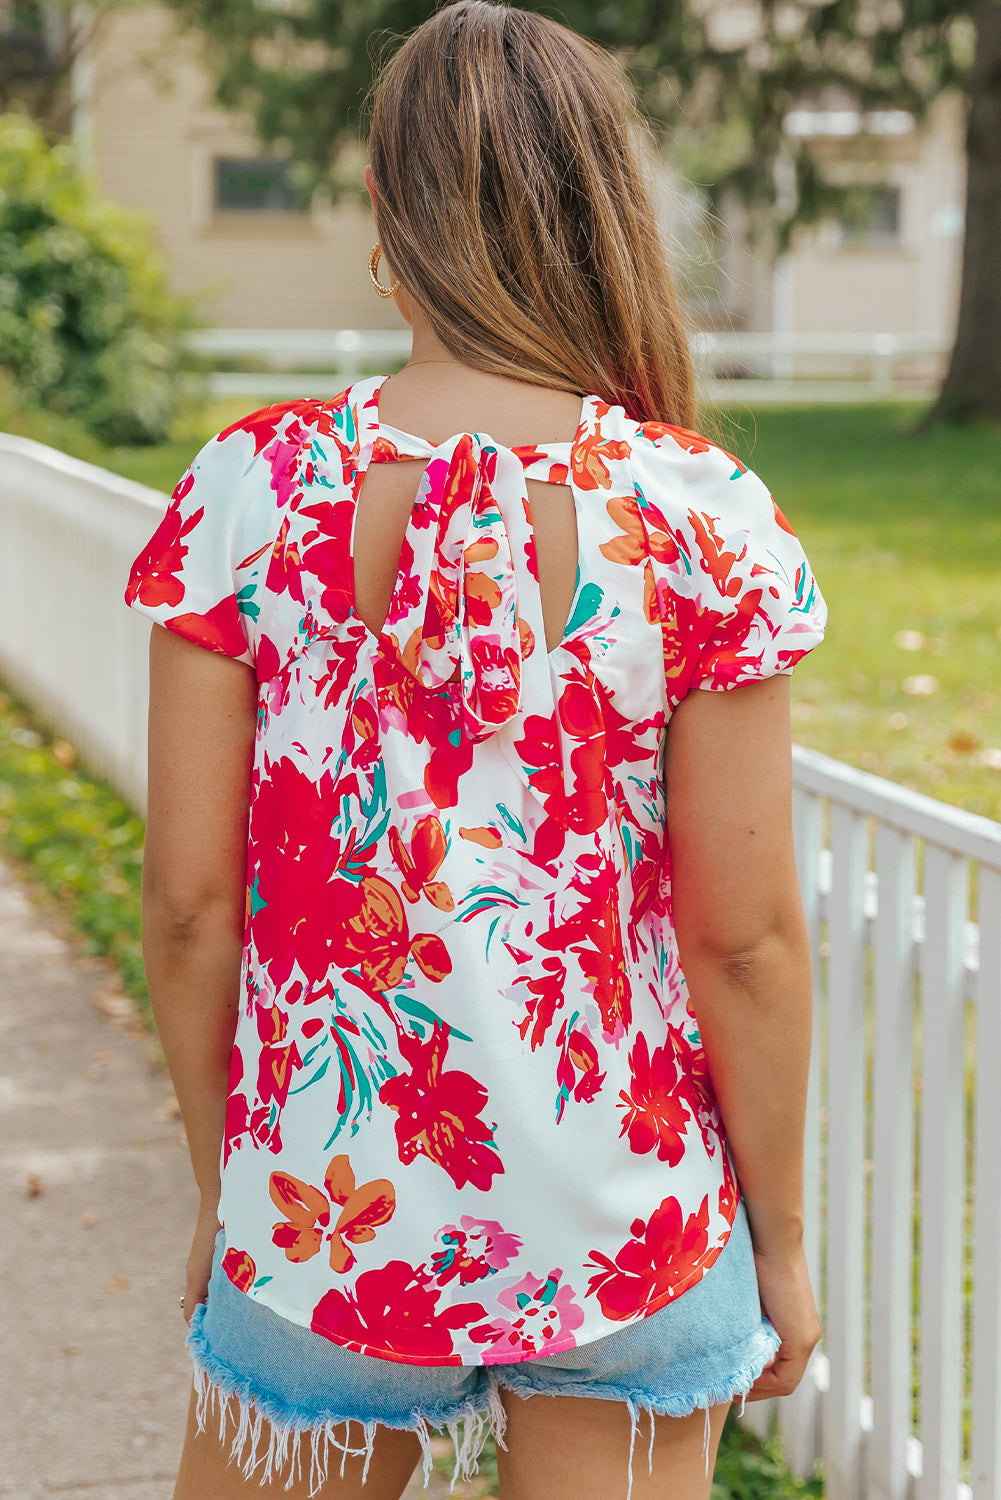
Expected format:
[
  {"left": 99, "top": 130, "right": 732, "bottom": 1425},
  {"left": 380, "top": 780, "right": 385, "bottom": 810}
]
[{"left": 66, "top": 2, "right": 966, "bottom": 358}]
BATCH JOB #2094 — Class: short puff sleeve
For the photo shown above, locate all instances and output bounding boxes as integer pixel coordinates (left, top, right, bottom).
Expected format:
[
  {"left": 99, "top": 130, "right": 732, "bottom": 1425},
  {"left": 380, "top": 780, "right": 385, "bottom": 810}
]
[
  {"left": 123, "top": 424, "right": 278, "bottom": 669},
  {"left": 629, "top": 426, "right": 827, "bottom": 699},
  {"left": 686, "top": 454, "right": 827, "bottom": 692}
]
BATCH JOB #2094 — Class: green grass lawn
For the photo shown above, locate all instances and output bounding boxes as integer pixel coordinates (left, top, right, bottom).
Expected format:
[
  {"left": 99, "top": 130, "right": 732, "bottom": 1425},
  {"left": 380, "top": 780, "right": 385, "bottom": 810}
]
[
  {"left": 104, "top": 397, "right": 1001, "bottom": 821},
  {"left": 711, "top": 401, "right": 1001, "bottom": 821}
]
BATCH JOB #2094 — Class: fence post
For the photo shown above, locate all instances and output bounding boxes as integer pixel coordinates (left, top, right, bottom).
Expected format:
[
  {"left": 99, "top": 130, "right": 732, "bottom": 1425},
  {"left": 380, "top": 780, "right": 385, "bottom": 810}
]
[
  {"left": 777, "top": 786, "right": 827, "bottom": 1479},
  {"left": 869, "top": 826, "right": 917, "bottom": 1500},
  {"left": 970, "top": 866, "right": 1001, "bottom": 1500},
  {"left": 824, "top": 805, "right": 869, "bottom": 1500},
  {"left": 917, "top": 845, "right": 968, "bottom": 1500}
]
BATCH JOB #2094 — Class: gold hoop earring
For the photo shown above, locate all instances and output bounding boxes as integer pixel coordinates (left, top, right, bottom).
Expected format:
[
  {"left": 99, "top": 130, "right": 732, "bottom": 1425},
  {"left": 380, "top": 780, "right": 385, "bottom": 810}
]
[{"left": 368, "top": 242, "right": 400, "bottom": 298}]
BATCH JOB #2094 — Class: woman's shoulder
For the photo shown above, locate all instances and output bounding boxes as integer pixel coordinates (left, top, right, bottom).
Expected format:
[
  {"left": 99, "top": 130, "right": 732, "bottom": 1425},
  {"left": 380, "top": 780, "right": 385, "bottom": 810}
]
[
  {"left": 209, "top": 388, "right": 359, "bottom": 464},
  {"left": 620, "top": 407, "right": 799, "bottom": 540}
]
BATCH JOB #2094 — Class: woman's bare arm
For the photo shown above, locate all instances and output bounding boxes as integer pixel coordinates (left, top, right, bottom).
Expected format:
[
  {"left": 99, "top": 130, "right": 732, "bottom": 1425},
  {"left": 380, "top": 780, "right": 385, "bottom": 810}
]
[
  {"left": 142, "top": 624, "right": 257, "bottom": 1310},
  {"left": 665, "top": 673, "right": 822, "bottom": 1395}
]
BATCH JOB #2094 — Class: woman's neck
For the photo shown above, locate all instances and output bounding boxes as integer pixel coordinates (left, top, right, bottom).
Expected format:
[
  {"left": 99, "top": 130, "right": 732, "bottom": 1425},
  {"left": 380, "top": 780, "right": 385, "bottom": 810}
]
[{"left": 400, "top": 302, "right": 462, "bottom": 367}]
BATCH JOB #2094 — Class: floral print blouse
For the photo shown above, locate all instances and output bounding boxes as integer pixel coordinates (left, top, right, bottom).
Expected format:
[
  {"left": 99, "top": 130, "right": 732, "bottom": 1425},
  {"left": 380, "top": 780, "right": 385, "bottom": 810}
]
[{"left": 124, "top": 373, "right": 827, "bottom": 1366}]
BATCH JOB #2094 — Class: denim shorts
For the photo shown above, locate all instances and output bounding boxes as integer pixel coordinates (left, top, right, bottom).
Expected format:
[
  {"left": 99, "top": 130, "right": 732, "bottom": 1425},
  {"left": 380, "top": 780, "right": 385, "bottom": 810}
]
[{"left": 186, "top": 1195, "right": 780, "bottom": 1499}]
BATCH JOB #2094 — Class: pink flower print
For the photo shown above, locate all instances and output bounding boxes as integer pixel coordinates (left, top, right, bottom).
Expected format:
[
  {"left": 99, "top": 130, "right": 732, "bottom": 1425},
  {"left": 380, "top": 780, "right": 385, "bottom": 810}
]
[
  {"left": 471, "top": 1269, "right": 584, "bottom": 1360},
  {"left": 264, "top": 672, "right": 291, "bottom": 722},
  {"left": 262, "top": 423, "right": 311, "bottom": 511},
  {"left": 430, "top": 1216, "right": 522, "bottom": 1287}
]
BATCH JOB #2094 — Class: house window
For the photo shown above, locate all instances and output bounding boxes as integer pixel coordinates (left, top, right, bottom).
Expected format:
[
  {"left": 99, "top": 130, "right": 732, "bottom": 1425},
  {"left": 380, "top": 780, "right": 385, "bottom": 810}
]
[
  {"left": 839, "top": 184, "right": 901, "bottom": 244},
  {"left": 0, "top": 0, "right": 56, "bottom": 81},
  {"left": 214, "top": 158, "right": 310, "bottom": 214}
]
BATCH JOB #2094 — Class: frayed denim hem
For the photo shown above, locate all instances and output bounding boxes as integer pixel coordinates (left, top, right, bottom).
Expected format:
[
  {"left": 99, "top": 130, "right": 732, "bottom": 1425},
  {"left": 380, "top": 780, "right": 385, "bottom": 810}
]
[
  {"left": 487, "top": 1319, "right": 782, "bottom": 1500},
  {"left": 185, "top": 1303, "right": 507, "bottom": 1497}
]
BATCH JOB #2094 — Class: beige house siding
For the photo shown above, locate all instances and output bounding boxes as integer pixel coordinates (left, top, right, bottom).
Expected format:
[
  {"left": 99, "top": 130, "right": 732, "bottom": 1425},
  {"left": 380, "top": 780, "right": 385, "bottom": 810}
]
[
  {"left": 783, "top": 92, "right": 966, "bottom": 370},
  {"left": 81, "top": 5, "right": 403, "bottom": 332},
  {"left": 78, "top": 4, "right": 967, "bottom": 348}
]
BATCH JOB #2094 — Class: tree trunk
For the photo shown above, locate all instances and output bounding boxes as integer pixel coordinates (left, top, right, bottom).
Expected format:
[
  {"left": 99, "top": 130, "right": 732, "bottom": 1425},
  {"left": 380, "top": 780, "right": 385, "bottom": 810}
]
[{"left": 914, "top": 0, "right": 1001, "bottom": 430}]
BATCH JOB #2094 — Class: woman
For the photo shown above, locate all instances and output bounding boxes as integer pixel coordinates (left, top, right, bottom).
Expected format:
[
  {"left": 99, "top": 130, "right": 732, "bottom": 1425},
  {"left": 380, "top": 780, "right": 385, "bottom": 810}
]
[{"left": 125, "top": 3, "right": 826, "bottom": 1497}]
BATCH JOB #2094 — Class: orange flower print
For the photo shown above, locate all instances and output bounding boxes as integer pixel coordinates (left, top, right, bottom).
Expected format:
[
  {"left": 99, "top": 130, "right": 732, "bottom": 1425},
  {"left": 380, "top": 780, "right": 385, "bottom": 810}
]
[
  {"left": 389, "top": 817, "right": 455, "bottom": 910},
  {"left": 330, "top": 873, "right": 453, "bottom": 991},
  {"left": 639, "top": 421, "right": 748, "bottom": 474},
  {"left": 571, "top": 429, "right": 630, "bottom": 491},
  {"left": 688, "top": 510, "right": 748, "bottom": 600},
  {"left": 270, "top": 1154, "right": 396, "bottom": 1273},
  {"left": 598, "top": 495, "right": 646, "bottom": 567},
  {"left": 222, "top": 1247, "right": 257, "bottom": 1293},
  {"left": 458, "top": 826, "right": 502, "bottom": 849},
  {"left": 269, "top": 1172, "right": 328, "bottom": 1263},
  {"left": 599, "top": 494, "right": 686, "bottom": 574}
]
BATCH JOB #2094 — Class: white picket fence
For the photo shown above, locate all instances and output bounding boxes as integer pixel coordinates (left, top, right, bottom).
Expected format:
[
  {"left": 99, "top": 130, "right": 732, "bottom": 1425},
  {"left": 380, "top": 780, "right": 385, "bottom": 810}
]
[
  {"left": 187, "top": 327, "right": 949, "bottom": 403},
  {"left": 0, "top": 434, "right": 164, "bottom": 812},
  {"left": 744, "top": 747, "right": 1001, "bottom": 1500},
  {"left": 1, "top": 430, "right": 1000, "bottom": 1499}
]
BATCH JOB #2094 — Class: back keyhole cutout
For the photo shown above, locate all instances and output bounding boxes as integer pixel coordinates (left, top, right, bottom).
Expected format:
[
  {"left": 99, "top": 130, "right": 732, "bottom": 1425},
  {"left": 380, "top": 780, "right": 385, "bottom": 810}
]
[{"left": 351, "top": 460, "right": 580, "bottom": 656}]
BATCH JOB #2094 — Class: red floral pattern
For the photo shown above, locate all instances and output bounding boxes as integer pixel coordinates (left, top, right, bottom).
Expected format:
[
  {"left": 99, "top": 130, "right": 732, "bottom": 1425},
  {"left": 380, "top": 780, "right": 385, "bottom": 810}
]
[
  {"left": 124, "top": 373, "right": 825, "bottom": 1365},
  {"left": 585, "top": 1193, "right": 723, "bottom": 1320},
  {"left": 379, "top": 1023, "right": 502, "bottom": 1191}
]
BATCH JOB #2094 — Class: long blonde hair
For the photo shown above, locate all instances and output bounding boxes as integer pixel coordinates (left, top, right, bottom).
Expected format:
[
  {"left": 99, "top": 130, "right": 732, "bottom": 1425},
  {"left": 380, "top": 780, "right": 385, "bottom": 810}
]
[{"left": 366, "top": 0, "right": 701, "bottom": 429}]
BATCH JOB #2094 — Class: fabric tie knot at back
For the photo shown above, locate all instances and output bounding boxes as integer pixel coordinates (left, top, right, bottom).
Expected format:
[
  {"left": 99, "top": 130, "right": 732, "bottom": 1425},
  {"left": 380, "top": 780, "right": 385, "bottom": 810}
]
[{"left": 383, "top": 431, "right": 542, "bottom": 743}]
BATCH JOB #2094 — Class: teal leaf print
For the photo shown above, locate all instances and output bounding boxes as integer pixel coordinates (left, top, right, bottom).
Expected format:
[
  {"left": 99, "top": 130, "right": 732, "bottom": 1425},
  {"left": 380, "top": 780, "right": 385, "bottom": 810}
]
[{"left": 563, "top": 581, "right": 605, "bottom": 638}]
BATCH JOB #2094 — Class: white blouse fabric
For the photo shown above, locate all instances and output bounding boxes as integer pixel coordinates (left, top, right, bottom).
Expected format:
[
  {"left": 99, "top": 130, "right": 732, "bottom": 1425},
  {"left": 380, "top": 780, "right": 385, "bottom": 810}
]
[{"left": 124, "top": 374, "right": 827, "bottom": 1366}]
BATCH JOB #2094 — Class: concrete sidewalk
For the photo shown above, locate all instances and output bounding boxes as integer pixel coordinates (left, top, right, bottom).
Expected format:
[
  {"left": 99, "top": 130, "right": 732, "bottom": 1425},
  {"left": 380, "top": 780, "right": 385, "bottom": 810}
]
[{"left": 0, "top": 858, "right": 486, "bottom": 1499}]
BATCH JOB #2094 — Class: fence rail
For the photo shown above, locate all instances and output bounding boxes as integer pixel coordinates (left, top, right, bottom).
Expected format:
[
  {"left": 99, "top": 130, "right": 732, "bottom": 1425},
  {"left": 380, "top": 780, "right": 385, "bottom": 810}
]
[
  {"left": 0, "top": 432, "right": 998, "bottom": 1500},
  {"left": 187, "top": 327, "right": 950, "bottom": 403},
  {"left": 0, "top": 434, "right": 163, "bottom": 812}
]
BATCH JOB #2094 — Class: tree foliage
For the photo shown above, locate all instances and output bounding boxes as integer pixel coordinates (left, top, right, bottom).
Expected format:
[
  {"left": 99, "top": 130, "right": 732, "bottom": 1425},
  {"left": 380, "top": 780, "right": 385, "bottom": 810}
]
[
  {"left": 160, "top": 0, "right": 977, "bottom": 254},
  {"left": 0, "top": 112, "right": 193, "bottom": 445},
  {"left": 0, "top": 1, "right": 125, "bottom": 136}
]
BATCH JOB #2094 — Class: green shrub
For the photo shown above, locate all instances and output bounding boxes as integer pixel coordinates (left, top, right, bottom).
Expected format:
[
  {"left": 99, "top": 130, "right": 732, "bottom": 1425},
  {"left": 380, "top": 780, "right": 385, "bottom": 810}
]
[
  {"left": 0, "top": 112, "right": 196, "bottom": 445},
  {"left": 0, "top": 367, "right": 106, "bottom": 462},
  {"left": 0, "top": 680, "right": 148, "bottom": 1014}
]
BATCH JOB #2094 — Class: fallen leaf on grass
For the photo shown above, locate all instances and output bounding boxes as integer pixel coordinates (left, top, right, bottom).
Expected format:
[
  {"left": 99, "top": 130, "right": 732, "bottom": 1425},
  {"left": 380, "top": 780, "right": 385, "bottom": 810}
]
[
  {"left": 895, "top": 630, "right": 925, "bottom": 652},
  {"left": 947, "top": 731, "right": 980, "bottom": 754}
]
